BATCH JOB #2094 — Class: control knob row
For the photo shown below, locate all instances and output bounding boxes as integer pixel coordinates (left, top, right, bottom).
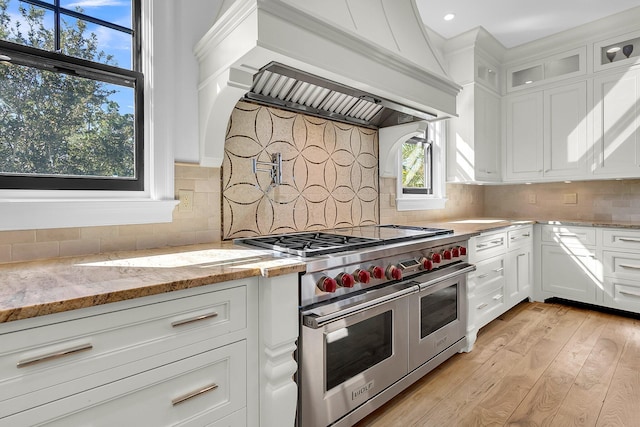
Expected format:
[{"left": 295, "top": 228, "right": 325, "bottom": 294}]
[{"left": 317, "top": 266, "right": 385, "bottom": 293}]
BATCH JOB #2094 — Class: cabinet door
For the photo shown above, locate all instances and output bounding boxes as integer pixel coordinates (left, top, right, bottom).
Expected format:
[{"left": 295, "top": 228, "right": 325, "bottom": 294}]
[
  {"left": 541, "top": 244, "right": 598, "bottom": 304},
  {"left": 543, "top": 81, "right": 588, "bottom": 178},
  {"left": 506, "top": 248, "right": 532, "bottom": 306},
  {"left": 505, "top": 91, "right": 544, "bottom": 180},
  {"left": 475, "top": 85, "right": 501, "bottom": 181},
  {"left": 593, "top": 69, "right": 640, "bottom": 176}
]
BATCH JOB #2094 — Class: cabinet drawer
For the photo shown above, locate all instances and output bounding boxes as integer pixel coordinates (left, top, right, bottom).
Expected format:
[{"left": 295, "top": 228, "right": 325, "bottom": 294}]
[
  {"left": 507, "top": 226, "right": 532, "bottom": 249},
  {"left": 4, "top": 341, "right": 247, "bottom": 426},
  {"left": 472, "top": 232, "right": 507, "bottom": 261},
  {"left": 603, "top": 251, "right": 640, "bottom": 280},
  {"left": 473, "top": 255, "right": 505, "bottom": 295},
  {"left": 0, "top": 284, "right": 247, "bottom": 416},
  {"left": 541, "top": 225, "right": 596, "bottom": 247},
  {"left": 602, "top": 229, "right": 640, "bottom": 251},
  {"left": 471, "top": 286, "right": 505, "bottom": 329},
  {"left": 603, "top": 278, "right": 640, "bottom": 314}
]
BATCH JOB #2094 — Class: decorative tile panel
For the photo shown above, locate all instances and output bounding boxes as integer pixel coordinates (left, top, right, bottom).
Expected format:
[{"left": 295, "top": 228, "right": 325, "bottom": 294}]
[{"left": 222, "top": 101, "right": 379, "bottom": 239}]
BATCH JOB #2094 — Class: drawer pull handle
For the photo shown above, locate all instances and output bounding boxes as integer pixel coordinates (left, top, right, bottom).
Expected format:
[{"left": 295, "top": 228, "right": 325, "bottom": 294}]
[
  {"left": 493, "top": 294, "right": 503, "bottom": 300},
  {"left": 619, "top": 238, "right": 640, "bottom": 243},
  {"left": 510, "top": 234, "right": 530, "bottom": 240},
  {"left": 477, "top": 303, "right": 488, "bottom": 309},
  {"left": 517, "top": 253, "right": 526, "bottom": 257},
  {"left": 489, "top": 240, "right": 503, "bottom": 245},
  {"left": 477, "top": 273, "right": 490, "bottom": 279},
  {"left": 171, "top": 312, "right": 219, "bottom": 328},
  {"left": 619, "top": 289, "right": 640, "bottom": 298},
  {"left": 494, "top": 267, "right": 504, "bottom": 273},
  {"left": 619, "top": 264, "right": 640, "bottom": 270},
  {"left": 172, "top": 383, "right": 219, "bottom": 406},
  {"left": 17, "top": 343, "right": 93, "bottom": 368},
  {"left": 558, "top": 233, "right": 577, "bottom": 237},
  {"left": 477, "top": 243, "right": 487, "bottom": 248}
]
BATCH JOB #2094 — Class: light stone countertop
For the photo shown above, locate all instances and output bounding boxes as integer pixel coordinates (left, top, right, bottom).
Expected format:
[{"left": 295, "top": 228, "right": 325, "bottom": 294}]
[
  {"left": 3, "top": 217, "right": 639, "bottom": 325},
  {"left": 0, "top": 241, "right": 305, "bottom": 324}
]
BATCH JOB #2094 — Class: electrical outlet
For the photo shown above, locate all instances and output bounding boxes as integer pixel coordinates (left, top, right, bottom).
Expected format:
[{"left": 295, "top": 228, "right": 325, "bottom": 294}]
[
  {"left": 563, "top": 193, "right": 577, "bottom": 204},
  {"left": 178, "top": 190, "right": 194, "bottom": 212},
  {"left": 528, "top": 194, "right": 536, "bottom": 204}
]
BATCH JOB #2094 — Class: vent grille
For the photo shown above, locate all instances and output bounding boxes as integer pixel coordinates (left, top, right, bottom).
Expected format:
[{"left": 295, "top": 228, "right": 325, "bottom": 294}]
[{"left": 245, "top": 63, "right": 437, "bottom": 128}]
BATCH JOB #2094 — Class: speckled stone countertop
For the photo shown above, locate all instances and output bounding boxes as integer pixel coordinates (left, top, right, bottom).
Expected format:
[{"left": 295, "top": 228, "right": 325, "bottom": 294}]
[{"left": 0, "top": 241, "right": 305, "bottom": 324}]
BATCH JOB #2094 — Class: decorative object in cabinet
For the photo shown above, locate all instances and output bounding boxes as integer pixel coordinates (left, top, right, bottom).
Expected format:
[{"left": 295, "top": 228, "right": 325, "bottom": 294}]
[
  {"left": 594, "top": 30, "right": 640, "bottom": 71},
  {"left": 506, "top": 47, "right": 586, "bottom": 92},
  {"left": 505, "top": 81, "right": 588, "bottom": 181},
  {"left": 592, "top": 68, "right": 640, "bottom": 177}
]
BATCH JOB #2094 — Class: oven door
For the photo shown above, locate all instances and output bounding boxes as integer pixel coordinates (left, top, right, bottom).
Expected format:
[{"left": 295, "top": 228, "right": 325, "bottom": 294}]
[
  {"left": 299, "top": 283, "right": 415, "bottom": 427},
  {"left": 408, "top": 264, "right": 474, "bottom": 372}
]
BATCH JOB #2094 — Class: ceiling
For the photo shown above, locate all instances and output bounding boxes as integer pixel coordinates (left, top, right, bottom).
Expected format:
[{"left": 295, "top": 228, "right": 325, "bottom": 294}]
[{"left": 415, "top": 0, "right": 640, "bottom": 48}]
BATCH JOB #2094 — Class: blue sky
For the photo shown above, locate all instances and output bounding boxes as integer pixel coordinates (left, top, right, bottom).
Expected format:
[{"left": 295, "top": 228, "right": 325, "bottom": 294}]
[{"left": 4, "top": 0, "right": 134, "bottom": 112}]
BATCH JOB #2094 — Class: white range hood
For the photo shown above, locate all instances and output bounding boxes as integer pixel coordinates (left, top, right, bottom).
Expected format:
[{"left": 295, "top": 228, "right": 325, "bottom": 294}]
[{"left": 194, "top": 0, "right": 461, "bottom": 167}]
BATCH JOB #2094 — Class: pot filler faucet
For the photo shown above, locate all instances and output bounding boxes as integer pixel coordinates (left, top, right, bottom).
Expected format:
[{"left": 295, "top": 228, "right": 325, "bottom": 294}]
[{"left": 252, "top": 152, "right": 283, "bottom": 188}]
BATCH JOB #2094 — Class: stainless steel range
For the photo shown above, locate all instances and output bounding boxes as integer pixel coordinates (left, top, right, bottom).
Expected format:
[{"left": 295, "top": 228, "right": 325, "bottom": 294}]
[{"left": 235, "top": 224, "right": 474, "bottom": 427}]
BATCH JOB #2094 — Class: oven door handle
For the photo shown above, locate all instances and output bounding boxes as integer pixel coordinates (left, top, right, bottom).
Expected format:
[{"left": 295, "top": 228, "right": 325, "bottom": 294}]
[
  {"left": 415, "top": 264, "right": 476, "bottom": 290},
  {"left": 302, "top": 285, "right": 417, "bottom": 329}
]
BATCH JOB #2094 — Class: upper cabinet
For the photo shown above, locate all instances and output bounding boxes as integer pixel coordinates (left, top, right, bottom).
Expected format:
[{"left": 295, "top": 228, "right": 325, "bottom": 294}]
[
  {"left": 505, "top": 81, "right": 588, "bottom": 181},
  {"left": 445, "top": 31, "right": 503, "bottom": 183},
  {"left": 594, "top": 30, "right": 640, "bottom": 72},
  {"left": 507, "top": 47, "right": 586, "bottom": 92},
  {"left": 592, "top": 68, "right": 640, "bottom": 177}
]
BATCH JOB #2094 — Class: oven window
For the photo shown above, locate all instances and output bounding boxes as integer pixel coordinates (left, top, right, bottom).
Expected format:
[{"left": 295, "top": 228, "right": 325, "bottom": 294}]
[
  {"left": 325, "top": 311, "right": 392, "bottom": 391},
  {"left": 420, "top": 284, "right": 458, "bottom": 338}
]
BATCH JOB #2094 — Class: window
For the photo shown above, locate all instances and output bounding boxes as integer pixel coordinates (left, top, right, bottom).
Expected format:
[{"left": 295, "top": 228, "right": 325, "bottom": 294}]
[
  {"left": 401, "top": 136, "right": 432, "bottom": 195},
  {"left": 0, "top": 0, "right": 143, "bottom": 190},
  {"left": 396, "top": 121, "right": 446, "bottom": 211}
]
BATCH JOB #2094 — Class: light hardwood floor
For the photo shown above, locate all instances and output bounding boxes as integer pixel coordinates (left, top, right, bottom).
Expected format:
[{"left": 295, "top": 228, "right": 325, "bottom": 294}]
[{"left": 356, "top": 301, "right": 640, "bottom": 427}]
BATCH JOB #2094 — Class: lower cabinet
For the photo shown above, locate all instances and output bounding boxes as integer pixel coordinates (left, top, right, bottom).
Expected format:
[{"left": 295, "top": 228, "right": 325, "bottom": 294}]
[
  {"left": 0, "top": 274, "right": 304, "bottom": 427},
  {"left": 466, "top": 225, "right": 532, "bottom": 350},
  {"left": 5, "top": 341, "right": 247, "bottom": 426},
  {"left": 540, "top": 243, "right": 599, "bottom": 304}
]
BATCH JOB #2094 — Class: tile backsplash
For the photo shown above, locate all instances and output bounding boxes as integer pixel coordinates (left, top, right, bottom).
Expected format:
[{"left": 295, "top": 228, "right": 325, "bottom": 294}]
[{"left": 222, "top": 101, "right": 379, "bottom": 238}]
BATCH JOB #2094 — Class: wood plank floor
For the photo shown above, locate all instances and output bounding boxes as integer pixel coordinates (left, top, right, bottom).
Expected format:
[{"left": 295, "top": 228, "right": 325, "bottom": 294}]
[{"left": 355, "top": 301, "right": 640, "bottom": 427}]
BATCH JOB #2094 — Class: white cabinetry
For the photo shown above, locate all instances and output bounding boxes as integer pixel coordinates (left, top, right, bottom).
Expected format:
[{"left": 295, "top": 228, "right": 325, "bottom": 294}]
[
  {"left": 446, "top": 35, "right": 502, "bottom": 183},
  {"left": 593, "top": 68, "right": 640, "bottom": 177},
  {"left": 0, "top": 275, "right": 300, "bottom": 427},
  {"left": 505, "top": 81, "right": 588, "bottom": 181},
  {"left": 538, "top": 225, "right": 600, "bottom": 305},
  {"left": 449, "top": 84, "right": 501, "bottom": 182},
  {"left": 602, "top": 228, "right": 640, "bottom": 313},
  {"left": 466, "top": 225, "right": 532, "bottom": 350}
]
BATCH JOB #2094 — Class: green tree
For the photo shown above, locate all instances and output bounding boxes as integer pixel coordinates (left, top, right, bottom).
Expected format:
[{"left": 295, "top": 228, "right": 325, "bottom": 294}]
[{"left": 0, "top": 0, "right": 134, "bottom": 180}]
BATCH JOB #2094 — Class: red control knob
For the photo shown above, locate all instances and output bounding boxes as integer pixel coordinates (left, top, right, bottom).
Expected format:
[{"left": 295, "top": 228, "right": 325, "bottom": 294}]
[
  {"left": 337, "top": 273, "right": 355, "bottom": 288},
  {"left": 354, "top": 269, "right": 371, "bottom": 284},
  {"left": 386, "top": 265, "right": 403, "bottom": 281},
  {"left": 459, "top": 246, "right": 467, "bottom": 256},
  {"left": 317, "top": 276, "right": 337, "bottom": 293},
  {"left": 431, "top": 253, "right": 442, "bottom": 263},
  {"left": 370, "top": 266, "right": 384, "bottom": 279},
  {"left": 443, "top": 249, "right": 452, "bottom": 260},
  {"left": 452, "top": 247, "right": 460, "bottom": 257},
  {"left": 421, "top": 257, "right": 434, "bottom": 271}
]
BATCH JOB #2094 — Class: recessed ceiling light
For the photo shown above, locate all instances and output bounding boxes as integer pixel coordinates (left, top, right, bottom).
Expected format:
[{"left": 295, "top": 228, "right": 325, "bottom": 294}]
[
  {"left": 443, "top": 13, "right": 455, "bottom": 21},
  {"left": 0, "top": 54, "right": 11, "bottom": 61},
  {"left": 607, "top": 47, "right": 621, "bottom": 53},
  {"left": 525, "top": 80, "right": 533, "bottom": 84}
]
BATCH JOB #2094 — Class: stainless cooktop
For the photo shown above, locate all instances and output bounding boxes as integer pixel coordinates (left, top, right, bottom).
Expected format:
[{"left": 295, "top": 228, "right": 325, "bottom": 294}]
[{"left": 234, "top": 224, "right": 453, "bottom": 257}]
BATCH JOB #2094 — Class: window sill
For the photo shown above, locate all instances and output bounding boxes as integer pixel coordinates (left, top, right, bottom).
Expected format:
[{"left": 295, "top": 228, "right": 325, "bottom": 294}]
[
  {"left": 0, "top": 199, "right": 178, "bottom": 231},
  {"left": 396, "top": 196, "right": 447, "bottom": 211}
]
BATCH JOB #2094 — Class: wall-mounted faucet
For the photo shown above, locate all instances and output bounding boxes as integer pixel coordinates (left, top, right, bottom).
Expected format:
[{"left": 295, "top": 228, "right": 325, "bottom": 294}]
[{"left": 252, "top": 152, "right": 282, "bottom": 188}]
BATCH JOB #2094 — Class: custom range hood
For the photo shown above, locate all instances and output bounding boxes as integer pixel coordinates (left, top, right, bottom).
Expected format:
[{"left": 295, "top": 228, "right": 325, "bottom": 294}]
[{"left": 194, "top": 0, "right": 461, "bottom": 167}]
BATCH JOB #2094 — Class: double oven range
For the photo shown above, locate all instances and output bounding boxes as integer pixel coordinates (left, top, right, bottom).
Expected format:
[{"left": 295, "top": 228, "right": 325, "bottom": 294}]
[{"left": 236, "top": 224, "right": 474, "bottom": 427}]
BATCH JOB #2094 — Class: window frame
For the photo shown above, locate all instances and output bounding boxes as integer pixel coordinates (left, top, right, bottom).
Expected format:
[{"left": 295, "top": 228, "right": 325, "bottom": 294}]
[
  {"left": 396, "top": 121, "right": 447, "bottom": 211},
  {"left": 0, "top": 0, "right": 177, "bottom": 231},
  {"left": 0, "top": 0, "right": 144, "bottom": 191}
]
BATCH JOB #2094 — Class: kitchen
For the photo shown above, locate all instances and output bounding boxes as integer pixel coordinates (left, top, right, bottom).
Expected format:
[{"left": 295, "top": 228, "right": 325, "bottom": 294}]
[{"left": 0, "top": 2, "right": 638, "bottom": 425}]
